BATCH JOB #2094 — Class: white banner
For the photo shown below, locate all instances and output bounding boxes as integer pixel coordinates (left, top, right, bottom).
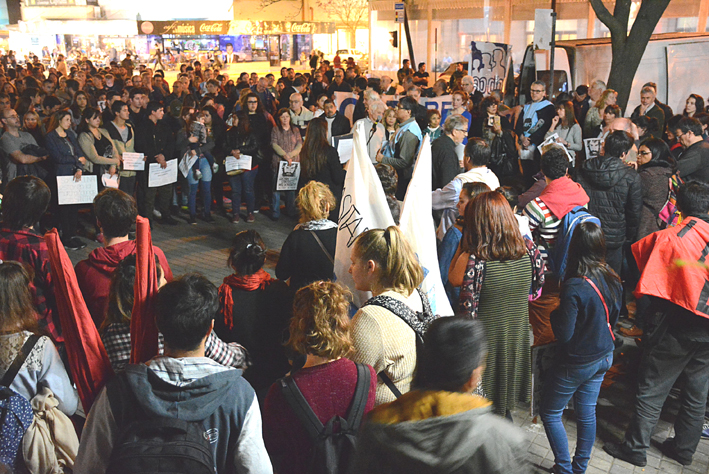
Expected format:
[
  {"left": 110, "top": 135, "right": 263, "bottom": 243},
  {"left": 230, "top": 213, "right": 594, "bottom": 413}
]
[
  {"left": 276, "top": 161, "right": 300, "bottom": 191},
  {"left": 334, "top": 120, "right": 395, "bottom": 307},
  {"left": 399, "top": 135, "right": 454, "bottom": 317},
  {"left": 148, "top": 159, "right": 178, "bottom": 188},
  {"left": 57, "top": 175, "right": 98, "bottom": 205}
]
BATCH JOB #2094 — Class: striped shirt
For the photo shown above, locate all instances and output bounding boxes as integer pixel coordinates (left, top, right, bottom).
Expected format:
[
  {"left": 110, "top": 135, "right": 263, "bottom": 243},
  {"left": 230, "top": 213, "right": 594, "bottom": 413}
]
[{"left": 523, "top": 197, "right": 561, "bottom": 261}]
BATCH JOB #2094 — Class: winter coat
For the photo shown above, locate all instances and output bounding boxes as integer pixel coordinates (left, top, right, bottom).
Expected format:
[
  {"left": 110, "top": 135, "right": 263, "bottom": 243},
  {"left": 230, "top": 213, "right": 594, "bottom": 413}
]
[
  {"left": 637, "top": 161, "right": 673, "bottom": 239},
  {"left": 577, "top": 155, "right": 643, "bottom": 249}
]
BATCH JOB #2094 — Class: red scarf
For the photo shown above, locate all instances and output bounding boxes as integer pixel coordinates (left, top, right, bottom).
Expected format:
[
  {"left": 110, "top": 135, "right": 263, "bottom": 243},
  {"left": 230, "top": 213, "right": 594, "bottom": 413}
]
[{"left": 219, "top": 270, "right": 272, "bottom": 330}]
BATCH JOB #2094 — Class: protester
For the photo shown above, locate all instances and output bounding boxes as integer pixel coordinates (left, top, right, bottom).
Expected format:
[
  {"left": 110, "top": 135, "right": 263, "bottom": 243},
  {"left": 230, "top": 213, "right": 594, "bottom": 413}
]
[
  {"left": 431, "top": 114, "right": 466, "bottom": 191},
  {"left": 299, "top": 118, "right": 345, "bottom": 218},
  {"left": 516, "top": 80, "right": 555, "bottom": 185},
  {"left": 352, "top": 317, "right": 528, "bottom": 474},
  {"left": 635, "top": 137, "right": 674, "bottom": 239},
  {"left": 584, "top": 89, "right": 617, "bottom": 138},
  {"left": 77, "top": 107, "right": 120, "bottom": 183},
  {"left": 683, "top": 94, "right": 705, "bottom": 117},
  {"left": 449, "top": 191, "right": 543, "bottom": 418},
  {"left": 262, "top": 281, "right": 376, "bottom": 474},
  {"left": 75, "top": 274, "right": 273, "bottom": 474},
  {"left": 270, "top": 107, "right": 302, "bottom": 220},
  {"left": 75, "top": 188, "right": 172, "bottom": 327},
  {"left": 225, "top": 110, "right": 260, "bottom": 223},
  {"left": 349, "top": 226, "right": 435, "bottom": 405},
  {"left": 276, "top": 181, "right": 337, "bottom": 291},
  {"left": 546, "top": 101, "right": 582, "bottom": 164},
  {"left": 0, "top": 108, "right": 49, "bottom": 186},
  {"left": 673, "top": 116, "right": 709, "bottom": 182},
  {"left": 541, "top": 222, "right": 621, "bottom": 474}
]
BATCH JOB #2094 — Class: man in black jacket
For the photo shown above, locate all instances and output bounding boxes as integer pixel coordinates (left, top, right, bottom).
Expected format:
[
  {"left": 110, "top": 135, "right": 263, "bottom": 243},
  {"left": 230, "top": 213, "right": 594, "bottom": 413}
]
[
  {"left": 674, "top": 116, "right": 709, "bottom": 183},
  {"left": 323, "top": 100, "right": 350, "bottom": 141},
  {"left": 431, "top": 114, "right": 466, "bottom": 190},
  {"left": 135, "top": 101, "right": 177, "bottom": 226},
  {"left": 577, "top": 130, "right": 642, "bottom": 273},
  {"left": 515, "top": 80, "right": 556, "bottom": 187}
]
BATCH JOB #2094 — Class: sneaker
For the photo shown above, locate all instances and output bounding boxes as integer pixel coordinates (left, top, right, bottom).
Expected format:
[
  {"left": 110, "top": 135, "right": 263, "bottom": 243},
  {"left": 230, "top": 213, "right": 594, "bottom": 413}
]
[
  {"left": 246, "top": 213, "right": 255, "bottom": 223},
  {"left": 193, "top": 169, "right": 202, "bottom": 180},
  {"left": 153, "top": 209, "right": 162, "bottom": 219},
  {"left": 659, "top": 438, "right": 692, "bottom": 466},
  {"left": 212, "top": 163, "right": 219, "bottom": 174},
  {"left": 63, "top": 236, "right": 87, "bottom": 251},
  {"left": 603, "top": 442, "right": 647, "bottom": 467},
  {"left": 231, "top": 213, "right": 240, "bottom": 223},
  {"left": 702, "top": 421, "right": 709, "bottom": 439},
  {"left": 188, "top": 215, "right": 197, "bottom": 225}
]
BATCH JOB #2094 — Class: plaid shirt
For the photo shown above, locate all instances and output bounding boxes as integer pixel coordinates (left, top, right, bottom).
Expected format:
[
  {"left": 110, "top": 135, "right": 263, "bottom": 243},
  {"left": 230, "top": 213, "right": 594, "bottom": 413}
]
[
  {"left": 101, "top": 323, "right": 248, "bottom": 372},
  {"left": 0, "top": 228, "right": 61, "bottom": 342}
]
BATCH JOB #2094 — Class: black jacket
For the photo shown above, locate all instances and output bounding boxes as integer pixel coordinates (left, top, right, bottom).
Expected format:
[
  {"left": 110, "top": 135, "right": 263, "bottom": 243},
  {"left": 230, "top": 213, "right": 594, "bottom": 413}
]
[
  {"left": 677, "top": 139, "right": 709, "bottom": 183},
  {"left": 134, "top": 119, "right": 174, "bottom": 165},
  {"left": 327, "top": 113, "right": 351, "bottom": 138},
  {"left": 431, "top": 134, "right": 460, "bottom": 190},
  {"left": 577, "top": 156, "right": 643, "bottom": 249},
  {"left": 514, "top": 102, "right": 556, "bottom": 147},
  {"left": 225, "top": 126, "right": 259, "bottom": 168}
]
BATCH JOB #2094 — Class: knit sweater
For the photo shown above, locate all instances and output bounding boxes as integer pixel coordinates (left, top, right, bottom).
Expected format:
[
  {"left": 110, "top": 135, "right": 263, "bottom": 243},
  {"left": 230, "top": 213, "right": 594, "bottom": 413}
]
[{"left": 350, "top": 290, "right": 421, "bottom": 405}]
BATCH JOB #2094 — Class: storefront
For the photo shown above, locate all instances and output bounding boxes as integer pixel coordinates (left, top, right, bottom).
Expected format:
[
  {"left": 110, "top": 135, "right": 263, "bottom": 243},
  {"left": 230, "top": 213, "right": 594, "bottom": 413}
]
[{"left": 136, "top": 19, "right": 334, "bottom": 65}]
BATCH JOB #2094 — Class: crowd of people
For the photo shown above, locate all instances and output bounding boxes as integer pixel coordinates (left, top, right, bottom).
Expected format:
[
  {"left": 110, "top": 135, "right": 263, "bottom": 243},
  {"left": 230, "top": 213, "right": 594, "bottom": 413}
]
[{"left": 1, "top": 50, "right": 709, "bottom": 474}]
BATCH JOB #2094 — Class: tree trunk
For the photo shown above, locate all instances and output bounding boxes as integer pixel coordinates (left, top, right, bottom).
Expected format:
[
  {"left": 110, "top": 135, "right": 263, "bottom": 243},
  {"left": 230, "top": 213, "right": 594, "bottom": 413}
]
[{"left": 589, "top": 0, "right": 672, "bottom": 113}]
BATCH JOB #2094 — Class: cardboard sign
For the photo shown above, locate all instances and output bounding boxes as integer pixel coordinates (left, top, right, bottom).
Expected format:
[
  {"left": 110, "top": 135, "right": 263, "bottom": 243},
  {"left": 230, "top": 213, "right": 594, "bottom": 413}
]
[{"left": 276, "top": 161, "right": 300, "bottom": 191}]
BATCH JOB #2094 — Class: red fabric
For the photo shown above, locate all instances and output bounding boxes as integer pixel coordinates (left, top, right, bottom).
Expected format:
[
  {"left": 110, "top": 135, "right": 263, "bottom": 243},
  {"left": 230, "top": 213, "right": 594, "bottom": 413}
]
[
  {"left": 75, "top": 240, "right": 172, "bottom": 328},
  {"left": 130, "top": 216, "right": 160, "bottom": 364},
  {"left": 262, "top": 359, "right": 377, "bottom": 474},
  {"left": 632, "top": 217, "right": 709, "bottom": 319},
  {"left": 218, "top": 270, "right": 272, "bottom": 330},
  {"left": 538, "top": 176, "right": 590, "bottom": 220},
  {"left": 44, "top": 229, "right": 114, "bottom": 411}
]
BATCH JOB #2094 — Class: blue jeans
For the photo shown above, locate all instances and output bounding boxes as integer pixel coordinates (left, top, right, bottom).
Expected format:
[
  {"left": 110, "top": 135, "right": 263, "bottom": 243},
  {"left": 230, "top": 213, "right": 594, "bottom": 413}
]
[
  {"left": 540, "top": 352, "right": 613, "bottom": 474},
  {"left": 186, "top": 156, "right": 212, "bottom": 217},
  {"left": 270, "top": 190, "right": 295, "bottom": 218},
  {"left": 229, "top": 168, "right": 257, "bottom": 216}
]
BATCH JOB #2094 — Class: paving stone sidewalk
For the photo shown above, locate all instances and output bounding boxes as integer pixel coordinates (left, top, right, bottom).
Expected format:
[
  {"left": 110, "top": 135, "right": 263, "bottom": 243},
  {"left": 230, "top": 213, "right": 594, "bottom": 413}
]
[{"left": 67, "top": 207, "right": 709, "bottom": 474}]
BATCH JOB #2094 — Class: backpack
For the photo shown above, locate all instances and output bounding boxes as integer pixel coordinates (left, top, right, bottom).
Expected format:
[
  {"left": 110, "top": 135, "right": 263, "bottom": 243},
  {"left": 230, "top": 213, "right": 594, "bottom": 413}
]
[
  {"left": 658, "top": 173, "right": 684, "bottom": 229},
  {"left": 0, "top": 335, "right": 39, "bottom": 470},
  {"left": 105, "top": 372, "right": 216, "bottom": 474},
  {"left": 361, "top": 288, "right": 436, "bottom": 398},
  {"left": 280, "top": 363, "right": 370, "bottom": 474},
  {"left": 548, "top": 206, "right": 601, "bottom": 278}
]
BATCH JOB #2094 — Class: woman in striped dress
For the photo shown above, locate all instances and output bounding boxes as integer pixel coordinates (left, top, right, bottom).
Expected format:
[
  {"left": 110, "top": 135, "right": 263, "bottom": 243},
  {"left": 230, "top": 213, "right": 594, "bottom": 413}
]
[{"left": 449, "top": 191, "right": 544, "bottom": 419}]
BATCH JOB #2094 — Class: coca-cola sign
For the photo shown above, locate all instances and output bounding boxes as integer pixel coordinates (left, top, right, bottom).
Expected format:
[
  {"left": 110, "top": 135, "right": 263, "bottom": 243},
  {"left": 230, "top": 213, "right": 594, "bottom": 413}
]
[
  {"left": 138, "top": 20, "right": 335, "bottom": 37},
  {"left": 138, "top": 21, "right": 230, "bottom": 36}
]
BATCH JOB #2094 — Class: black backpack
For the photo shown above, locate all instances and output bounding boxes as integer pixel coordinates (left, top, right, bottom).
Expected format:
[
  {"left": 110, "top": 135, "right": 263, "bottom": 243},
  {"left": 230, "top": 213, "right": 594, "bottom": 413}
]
[
  {"left": 105, "top": 372, "right": 216, "bottom": 474},
  {"left": 279, "top": 363, "right": 370, "bottom": 474}
]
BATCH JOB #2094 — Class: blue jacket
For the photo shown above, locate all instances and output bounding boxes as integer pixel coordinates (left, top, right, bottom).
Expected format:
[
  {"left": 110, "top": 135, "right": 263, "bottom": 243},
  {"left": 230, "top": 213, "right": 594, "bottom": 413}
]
[
  {"left": 551, "top": 276, "right": 621, "bottom": 365},
  {"left": 46, "top": 129, "right": 85, "bottom": 176}
]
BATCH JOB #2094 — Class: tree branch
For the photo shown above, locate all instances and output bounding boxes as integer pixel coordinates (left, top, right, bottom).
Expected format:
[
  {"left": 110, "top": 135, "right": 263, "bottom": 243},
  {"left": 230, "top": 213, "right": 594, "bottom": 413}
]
[
  {"left": 589, "top": 0, "right": 622, "bottom": 34},
  {"left": 626, "top": 0, "right": 672, "bottom": 49}
]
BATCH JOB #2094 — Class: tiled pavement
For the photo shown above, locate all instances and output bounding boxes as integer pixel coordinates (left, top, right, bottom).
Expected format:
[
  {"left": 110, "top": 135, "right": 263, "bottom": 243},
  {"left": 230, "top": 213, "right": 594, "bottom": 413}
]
[{"left": 66, "top": 205, "right": 709, "bottom": 474}]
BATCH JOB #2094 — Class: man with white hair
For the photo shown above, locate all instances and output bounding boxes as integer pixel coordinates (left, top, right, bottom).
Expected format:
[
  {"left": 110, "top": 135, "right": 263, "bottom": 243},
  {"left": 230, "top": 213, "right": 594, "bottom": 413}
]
[
  {"left": 353, "top": 100, "right": 386, "bottom": 162},
  {"left": 461, "top": 76, "right": 475, "bottom": 96},
  {"left": 588, "top": 79, "right": 606, "bottom": 108},
  {"left": 380, "top": 75, "right": 396, "bottom": 95},
  {"left": 631, "top": 85, "right": 666, "bottom": 138}
]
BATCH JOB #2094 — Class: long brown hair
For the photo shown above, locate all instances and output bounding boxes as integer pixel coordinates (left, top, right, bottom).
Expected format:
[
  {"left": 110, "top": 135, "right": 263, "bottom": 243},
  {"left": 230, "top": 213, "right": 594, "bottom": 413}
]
[
  {"left": 462, "top": 191, "right": 526, "bottom": 261},
  {"left": 556, "top": 100, "right": 578, "bottom": 128},
  {"left": 0, "top": 261, "right": 39, "bottom": 334},
  {"left": 300, "top": 118, "right": 330, "bottom": 179}
]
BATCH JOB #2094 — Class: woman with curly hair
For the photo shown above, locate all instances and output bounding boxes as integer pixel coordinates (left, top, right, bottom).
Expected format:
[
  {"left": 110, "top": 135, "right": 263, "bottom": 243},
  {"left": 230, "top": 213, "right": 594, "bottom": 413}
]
[
  {"left": 584, "top": 89, "right": 617, "bottom": 137},
  {"left": 262, "top": 281, "right": 377, "bottom": 474}
]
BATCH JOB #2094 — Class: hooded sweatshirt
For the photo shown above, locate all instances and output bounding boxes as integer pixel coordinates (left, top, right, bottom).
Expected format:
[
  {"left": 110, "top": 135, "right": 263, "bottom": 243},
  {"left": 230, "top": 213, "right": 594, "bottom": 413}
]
[
  {"left": 74, "top": 357, "right": 273, "bottom": 474},
  {"left": 577, "top": 155, "right": 643, "bottom": 248},
  {"left": 75, "top": 240, "right": 172, "bottom": 327},
  {"left": 351, "top": 390, "right": 528, "bottom": 474}
]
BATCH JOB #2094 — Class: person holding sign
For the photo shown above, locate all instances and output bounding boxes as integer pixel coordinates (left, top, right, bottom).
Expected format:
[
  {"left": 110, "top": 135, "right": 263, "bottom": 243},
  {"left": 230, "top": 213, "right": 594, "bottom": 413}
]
[
  {"left": 226, "top": 111, "right": 259, "bottom": 224},
  {"left": 46, "top": 109, "right": 87, "bottom": 250},
  {"left": 105, "top": 100, "right": 138, "bottom": 197},
  {"left": 270, "top": 108, "right": 302, "bottom": 220},
  {"left": 77, "top": 107, "right": 120, "bottom": 188}
]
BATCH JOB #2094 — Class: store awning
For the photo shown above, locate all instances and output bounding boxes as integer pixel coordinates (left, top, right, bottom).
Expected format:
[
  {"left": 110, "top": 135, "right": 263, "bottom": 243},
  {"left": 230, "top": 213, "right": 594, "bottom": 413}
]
[{"left": 18, "top": 19, "right": 138, "bottom": 36}]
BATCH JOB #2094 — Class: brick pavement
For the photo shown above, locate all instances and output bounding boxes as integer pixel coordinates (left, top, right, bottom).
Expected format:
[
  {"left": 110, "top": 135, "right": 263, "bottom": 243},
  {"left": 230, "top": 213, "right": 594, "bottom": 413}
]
[{"left": 66, "top": 207, "right": 709, "bottom": 474}]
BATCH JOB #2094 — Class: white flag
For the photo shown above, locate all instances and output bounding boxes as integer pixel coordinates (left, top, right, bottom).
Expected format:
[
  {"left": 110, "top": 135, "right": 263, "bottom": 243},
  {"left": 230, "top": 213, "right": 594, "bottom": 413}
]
[
  {"left": 400, "top": 135, "right": 455, "bottom": 316},
  {"left": 334, "top": 120, "right": 395, "bottom": 306}
]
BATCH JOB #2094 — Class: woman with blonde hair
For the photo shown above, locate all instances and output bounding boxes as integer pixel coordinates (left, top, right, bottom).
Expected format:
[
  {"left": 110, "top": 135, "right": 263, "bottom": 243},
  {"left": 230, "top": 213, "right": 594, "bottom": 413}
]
[
  {"left": 276, "top": 181, "right": 337, "bottom": 291},
  {"left": 584, "top": 89, "right": 617, "bottom": 137},
  {"left": 349, "top": 226, "right": 436, "bottom": 405},
  {"left": 263, "top": 281, "right": 377, "bottom": 474}
]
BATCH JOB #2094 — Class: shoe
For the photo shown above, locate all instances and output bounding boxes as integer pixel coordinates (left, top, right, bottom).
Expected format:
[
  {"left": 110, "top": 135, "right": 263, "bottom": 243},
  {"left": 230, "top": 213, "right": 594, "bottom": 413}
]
[
  {"left": 619, "top": 325, "right": 643, "bottom": 337},
  {"left": 246, "top": 213, "right": 255, "bottom": 223},
  {"left": 160, "top": 216, "right": 179, "bottom": 226},
  {"left": 212, "top": 163, "right": 219, "bottom": 174},
  {"left": 63, "top": 236, "right": 87, "bottom": 251},
  {"left": 193, "top": 169, "right": 202, "bottom": 180},
  {"left": 603, "top": 442, "right": 647, "bottom": 467},
  {"left": 200, "top": 214, "right": 214, "bottom": 223},
  {"left": 188, "top": 215, "right": 197, "bottom": 225},
  {"left": 702, "top": 421, "right": 709, "bottom": 439},
  {"left": 231, "top": 213, "right": 240, "bottom": 223},
  {"left": 153, "top": 209, "right": 162, "bottom": 219},
  {"left": 659, "top": 438, "right": 693, "bottom": 466}
]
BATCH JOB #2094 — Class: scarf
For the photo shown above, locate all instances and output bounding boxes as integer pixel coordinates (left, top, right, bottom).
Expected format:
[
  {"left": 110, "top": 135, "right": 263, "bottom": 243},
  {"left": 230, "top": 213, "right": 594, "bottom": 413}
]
[
  {"left": 457, "top": 238, "right": 545, "bottom": 319},
  {"left": 538, "top": 176, "right": 590, "bottom": 219},
  {"left": 295, "top": 219, "right": 337, "bottom": 231},
  {"left": 219, "top": 270, "right": 272, "bottom": 330}
]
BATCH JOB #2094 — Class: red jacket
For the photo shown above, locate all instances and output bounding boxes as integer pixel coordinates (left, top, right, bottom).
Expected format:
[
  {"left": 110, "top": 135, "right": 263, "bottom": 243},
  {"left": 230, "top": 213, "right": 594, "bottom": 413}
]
[
  {"left": 75, "top": 240, "right": 172, "bottom": 327},
  {"left": 632, "top": 216, "right": 709, "bottom": 319}
]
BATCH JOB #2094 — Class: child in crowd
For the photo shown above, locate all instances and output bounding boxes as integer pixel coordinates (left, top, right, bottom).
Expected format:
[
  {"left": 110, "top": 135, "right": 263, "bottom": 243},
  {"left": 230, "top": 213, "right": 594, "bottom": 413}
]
[{"left": 189, "top": 111, "right": 218, "bottom": 179}]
